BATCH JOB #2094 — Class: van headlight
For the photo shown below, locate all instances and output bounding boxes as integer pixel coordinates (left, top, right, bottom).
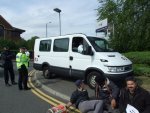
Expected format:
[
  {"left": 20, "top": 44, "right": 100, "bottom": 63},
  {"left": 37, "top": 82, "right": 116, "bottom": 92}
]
[{"left": 108, "top": 66, "right": 125, "bottom": 72}]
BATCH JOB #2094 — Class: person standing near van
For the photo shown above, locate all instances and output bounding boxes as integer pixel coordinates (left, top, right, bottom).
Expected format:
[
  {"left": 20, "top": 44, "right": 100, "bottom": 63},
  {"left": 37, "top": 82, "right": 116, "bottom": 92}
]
[
  {"left": 16, "top": 47, "right": 30, "bottom": 90},
  {"left": 1, "top": 47, "right": 17, "bottom": 86},
  {"left": 25, "top": 48, "right": 30, "bottom": 67}
]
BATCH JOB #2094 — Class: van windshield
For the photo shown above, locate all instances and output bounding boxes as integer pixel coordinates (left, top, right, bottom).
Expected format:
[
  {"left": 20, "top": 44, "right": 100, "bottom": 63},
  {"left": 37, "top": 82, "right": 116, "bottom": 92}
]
[{"left": 87, "top": 36, "right": 109, "bottom": 52}]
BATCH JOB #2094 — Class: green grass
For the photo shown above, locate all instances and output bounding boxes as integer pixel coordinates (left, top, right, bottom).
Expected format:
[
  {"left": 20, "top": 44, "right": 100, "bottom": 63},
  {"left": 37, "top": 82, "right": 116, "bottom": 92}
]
[
  {"left": 124, "top": 51, "right": 150, "bottom": 65},
  {"left": 133, "top": 64, "right": 150, "bottom": 77},
  {"left": 123, "top": 51, "right": 150, "bottom": 90},
  {"left": 136, "top": 76, "right": 150, "bottom": 91},
  {"left": 123, "top": 51, "right": 150, "bottom": 77}
]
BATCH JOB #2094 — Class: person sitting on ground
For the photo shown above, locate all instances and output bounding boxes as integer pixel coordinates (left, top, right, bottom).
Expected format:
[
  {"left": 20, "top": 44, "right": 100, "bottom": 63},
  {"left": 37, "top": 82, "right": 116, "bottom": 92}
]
[
  {"left": 95, "top": 76, "right": 120, "bottom": 113},
  {"left": 66, "top": 79, "right": 104, "bottom": 113},
  {"left": 119, "top": 76, "right": 150, "bottom": 113}
]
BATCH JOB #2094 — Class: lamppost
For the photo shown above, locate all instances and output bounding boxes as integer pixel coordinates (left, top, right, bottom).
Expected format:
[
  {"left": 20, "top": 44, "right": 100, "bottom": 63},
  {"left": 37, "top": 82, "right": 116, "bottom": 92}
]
[
  {"left": 46, "top": 22, "right": 51, "bottom": 37},
  {"left": 53, "top": 8, "right": 61, "bottom": 36}
]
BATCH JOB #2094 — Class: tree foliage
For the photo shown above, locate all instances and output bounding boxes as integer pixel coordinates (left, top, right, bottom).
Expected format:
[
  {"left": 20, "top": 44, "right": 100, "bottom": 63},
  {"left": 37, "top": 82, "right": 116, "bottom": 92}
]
[
  {"left": 97, "top": 0, "right": 150, "bottom": 52},
  {"left": 0, "top": 39, "right": 17, "bottom": 50},
  {"left": 0, "top": 36, "right": 39, "bottom": 51},
  {"left": 26, "top": 36, "right": 39, "bottom": 50}
]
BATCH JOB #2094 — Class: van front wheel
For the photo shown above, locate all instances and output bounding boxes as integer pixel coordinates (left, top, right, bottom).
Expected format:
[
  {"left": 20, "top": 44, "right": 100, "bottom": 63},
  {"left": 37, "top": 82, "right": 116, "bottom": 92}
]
[
  {"left": 87, "top": 71, "right": 102, "bottom": 89},
  {"left": 43, "top": 67, "right": 52, "bottom": 79}
]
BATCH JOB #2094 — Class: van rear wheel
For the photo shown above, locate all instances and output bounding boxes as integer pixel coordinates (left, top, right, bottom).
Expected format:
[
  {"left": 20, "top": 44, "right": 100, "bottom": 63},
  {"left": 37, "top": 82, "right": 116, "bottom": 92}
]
[
  {"left": 87, "top": 71, "right": 102, "bottom": 89},
  {"left": 43, "top": 67, "right": 52, "bottom": 79}
]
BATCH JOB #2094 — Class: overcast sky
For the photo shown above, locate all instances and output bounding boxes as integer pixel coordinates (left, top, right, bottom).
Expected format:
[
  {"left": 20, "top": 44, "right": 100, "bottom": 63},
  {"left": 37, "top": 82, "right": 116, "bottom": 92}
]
[{"left": 0, "top": 0, "right": 100, "bottom": 40}]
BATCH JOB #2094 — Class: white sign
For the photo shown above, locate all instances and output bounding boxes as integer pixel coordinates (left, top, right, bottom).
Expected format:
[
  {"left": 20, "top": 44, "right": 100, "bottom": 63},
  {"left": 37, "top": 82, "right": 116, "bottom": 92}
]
[
  {"left": 126, "top": 104, "right": 139, "bottom": 113},
  {"left": 97, "top": 18, "right": 108, "bottom": 29}
]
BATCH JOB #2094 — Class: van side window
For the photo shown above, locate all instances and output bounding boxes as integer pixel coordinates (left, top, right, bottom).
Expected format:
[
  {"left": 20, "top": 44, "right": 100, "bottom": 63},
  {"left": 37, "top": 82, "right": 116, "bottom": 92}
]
[
  {"left": 53, "top": 38, "right": 69, "bottom": 52},
  {"left": 72, "top": 37, "right": 89, "bottom": 53},
  {"left": 39, "top": 40, "right": 51, "bottom": 51},
  {"left": 72, "top": 37, "right": 83, "bottom": 52}
]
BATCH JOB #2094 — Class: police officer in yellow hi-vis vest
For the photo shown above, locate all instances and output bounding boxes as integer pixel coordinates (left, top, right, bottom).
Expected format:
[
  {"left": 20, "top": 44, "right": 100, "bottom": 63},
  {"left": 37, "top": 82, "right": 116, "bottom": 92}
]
[{"left": 16, "top": 47, "right": 30, "bottom": 90}]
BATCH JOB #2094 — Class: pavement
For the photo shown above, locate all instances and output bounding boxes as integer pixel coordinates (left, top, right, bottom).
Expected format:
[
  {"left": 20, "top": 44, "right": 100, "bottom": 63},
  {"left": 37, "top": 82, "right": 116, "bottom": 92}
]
[{"left": 31, "top": 70, "right": 95, "bottom": 101}]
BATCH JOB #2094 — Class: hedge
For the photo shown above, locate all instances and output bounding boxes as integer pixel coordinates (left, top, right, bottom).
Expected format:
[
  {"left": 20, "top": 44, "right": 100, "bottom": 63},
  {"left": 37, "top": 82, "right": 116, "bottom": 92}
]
[
  {"left": 133, "top": 64, "right": 150, "bottom": 77},
  {"left": 124, "top": 51, "right": 150, "bottom": 65},
  {"left": 123, "top": 51, "right": 150, "bottom": 77}
]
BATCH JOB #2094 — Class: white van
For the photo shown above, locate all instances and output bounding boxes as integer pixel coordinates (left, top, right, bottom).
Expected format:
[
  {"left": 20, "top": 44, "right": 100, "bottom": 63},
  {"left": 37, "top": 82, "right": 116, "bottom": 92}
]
[{"left": 33, "top": 33, "right": 132, "bottom": 88}]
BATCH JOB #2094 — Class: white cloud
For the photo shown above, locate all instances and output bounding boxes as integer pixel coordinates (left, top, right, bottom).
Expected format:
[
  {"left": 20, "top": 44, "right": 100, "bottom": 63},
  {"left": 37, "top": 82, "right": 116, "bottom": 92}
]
[{"left": 0, "top": 0, "right": 99, "bottom": 40}]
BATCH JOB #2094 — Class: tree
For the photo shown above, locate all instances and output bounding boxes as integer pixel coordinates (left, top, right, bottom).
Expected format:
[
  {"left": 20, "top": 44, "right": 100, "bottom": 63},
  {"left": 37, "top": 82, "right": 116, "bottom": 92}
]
[
  {"left": 97, "top": 0, "right": 150, "bottom": 52},
  {"left": 0, "top": 39, "right": 17, "bottom": 50},
  {"left": 26, "top": 36, "right": 39, "bottom": 50}
]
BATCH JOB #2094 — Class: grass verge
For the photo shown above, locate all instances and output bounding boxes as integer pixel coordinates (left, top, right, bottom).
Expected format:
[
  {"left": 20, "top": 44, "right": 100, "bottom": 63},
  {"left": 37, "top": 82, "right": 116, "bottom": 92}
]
[{"left": 136, "top": 76, "right": 150, "bottom": 91}]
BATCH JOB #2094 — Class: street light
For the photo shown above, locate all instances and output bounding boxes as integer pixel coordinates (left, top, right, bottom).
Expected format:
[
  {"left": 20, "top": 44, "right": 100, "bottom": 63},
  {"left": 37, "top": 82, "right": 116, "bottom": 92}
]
[
  {"left": 46, "top": 22, "right": 51, "bottom": 37},
  {"left": 53, "top": 8, "right": 61, "bottom": 36}
]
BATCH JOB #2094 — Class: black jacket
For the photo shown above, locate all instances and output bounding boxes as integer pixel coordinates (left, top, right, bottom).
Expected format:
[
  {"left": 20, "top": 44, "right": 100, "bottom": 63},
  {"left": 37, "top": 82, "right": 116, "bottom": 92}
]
[
  {"left": 96, "top": 79, "right": 119, "bottom": 102},
  {"left": 119, "top": 87, "right": 150, "bottom": 113},
  {"left": 70, "top": 89, "right": 89, "bottom": 108},
  {"left": 1, "top": 50, "right": 14, "bottom": 68}
]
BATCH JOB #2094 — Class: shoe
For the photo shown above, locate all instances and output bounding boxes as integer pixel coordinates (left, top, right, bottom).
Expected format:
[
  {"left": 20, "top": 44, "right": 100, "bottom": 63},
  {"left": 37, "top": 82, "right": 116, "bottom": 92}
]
[
  {"left": 18, "top": 86, "right": 23, "bottom": 90},
  {"left": 6, "top": 83, "right": 11, "bottom": 86},
  {"left": 19, "top": 88, "right": 23, "bottom": 90},
  {"left": 24, "top": 87, "right": 31, "bottom": 90},
  {"left": 19, "top": 87, "right": 23, "bottom": 90},
  {"left": 12, "top": 82, "right": 17, "bottom": 85}
]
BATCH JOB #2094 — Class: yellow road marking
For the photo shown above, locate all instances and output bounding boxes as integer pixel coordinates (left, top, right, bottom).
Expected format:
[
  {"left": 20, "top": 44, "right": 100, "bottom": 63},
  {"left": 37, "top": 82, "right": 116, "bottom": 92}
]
[{"left": 28, "top": 70, "right": 80, "bottom": 113}]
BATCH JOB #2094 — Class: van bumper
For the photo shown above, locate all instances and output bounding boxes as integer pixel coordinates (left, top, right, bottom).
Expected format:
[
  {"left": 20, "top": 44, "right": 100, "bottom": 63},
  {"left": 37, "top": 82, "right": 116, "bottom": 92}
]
[
  {"left": 33, "top": 63, "right": 43, "bottom": 71},
  {"left": 104, "top": 71, "right": 133, "bottom": 80}
]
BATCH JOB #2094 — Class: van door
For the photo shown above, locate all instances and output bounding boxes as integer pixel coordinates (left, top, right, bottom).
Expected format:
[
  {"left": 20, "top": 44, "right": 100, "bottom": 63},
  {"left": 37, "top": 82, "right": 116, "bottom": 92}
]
[
  {"left": 69, "top": 36, "right": 92, "bottom": 78},
  {"left": 50, "top": 38, "right": 70, "bottom": 76}
]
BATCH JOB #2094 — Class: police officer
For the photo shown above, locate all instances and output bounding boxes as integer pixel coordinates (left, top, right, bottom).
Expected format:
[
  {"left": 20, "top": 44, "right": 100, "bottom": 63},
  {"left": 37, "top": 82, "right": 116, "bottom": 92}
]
[
  {"left": 25, "top": 48, "right": 30, "bottom": 67},
  {"left": 1, "top": 47, "right": 17, "bottom": 86},
  {"left": 16, "top": 47, "right": 30, "bottom": 90}
]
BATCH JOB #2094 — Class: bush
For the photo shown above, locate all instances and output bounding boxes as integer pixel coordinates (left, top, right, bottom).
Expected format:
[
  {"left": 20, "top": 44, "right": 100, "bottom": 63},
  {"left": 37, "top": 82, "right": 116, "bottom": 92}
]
[
  {"left": 124, "top": 51, "right": 150, "bottom": 65},
  {"left": 133, "top": 64, "right": 150, "bottom": 77},
  {"left": 123, "top": 51, "right": 150, "bottom": 77}
]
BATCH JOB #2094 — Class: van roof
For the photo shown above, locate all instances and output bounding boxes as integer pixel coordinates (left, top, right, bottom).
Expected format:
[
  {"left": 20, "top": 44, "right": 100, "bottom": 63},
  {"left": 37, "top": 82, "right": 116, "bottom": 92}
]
[
  {"left": 38, "top": 33, "right": 86, "bottom": 39},
  {"left": 36, "top": 33, "right": 104, "bottom": 40}
]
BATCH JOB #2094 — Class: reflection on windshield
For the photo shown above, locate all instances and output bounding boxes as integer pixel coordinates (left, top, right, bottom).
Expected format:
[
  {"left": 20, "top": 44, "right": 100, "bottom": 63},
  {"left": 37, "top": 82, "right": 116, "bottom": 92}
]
[{"left": 87, "top": 36, "right": 109, "bottom": 52}]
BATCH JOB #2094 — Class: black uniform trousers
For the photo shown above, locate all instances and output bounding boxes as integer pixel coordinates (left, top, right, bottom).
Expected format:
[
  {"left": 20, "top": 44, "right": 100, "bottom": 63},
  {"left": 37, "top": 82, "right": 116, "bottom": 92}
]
[
  {"left": 18, "top": 65, "right": 28, "bottom": 90},
  {"left": 4, "top": 64, "right": 15, "bottom": 84}
]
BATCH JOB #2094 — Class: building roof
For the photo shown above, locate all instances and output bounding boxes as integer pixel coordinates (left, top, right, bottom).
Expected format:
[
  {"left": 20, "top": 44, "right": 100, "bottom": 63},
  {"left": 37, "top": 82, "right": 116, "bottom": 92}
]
[
  {"left": 13, "top": 27, "right": 25, "bottom": 33},
  {"left": 0, "top": 15, "right": 25, "bottom": 33}
]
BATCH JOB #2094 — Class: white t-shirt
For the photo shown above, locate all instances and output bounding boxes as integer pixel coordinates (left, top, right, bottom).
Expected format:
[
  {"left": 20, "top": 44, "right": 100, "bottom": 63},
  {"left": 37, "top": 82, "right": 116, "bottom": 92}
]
[
  {"left": 78, "top": 44, "right": 83, "bottom": 53},
  {"left": 25, "top": 51, "right": 30, "bottom": 57}
]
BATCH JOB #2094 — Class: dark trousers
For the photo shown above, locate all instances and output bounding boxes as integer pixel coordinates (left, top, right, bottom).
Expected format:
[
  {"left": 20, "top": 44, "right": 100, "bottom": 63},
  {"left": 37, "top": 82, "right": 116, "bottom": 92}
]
[
  {"left": 18, "top": 67, "right": 28, "bottom": 89},
  {"left": 4, "top": 66, "right": 15, "bottom": 84}
]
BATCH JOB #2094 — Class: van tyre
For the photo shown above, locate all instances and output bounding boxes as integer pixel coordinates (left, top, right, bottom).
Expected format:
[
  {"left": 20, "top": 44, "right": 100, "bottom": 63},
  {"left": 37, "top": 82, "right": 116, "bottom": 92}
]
[
  {"left": 43, "top": 67, "right": 52, "bottom": 79},
  {"left": 87, "top": 71, "right": 102, "bottom": 89}
]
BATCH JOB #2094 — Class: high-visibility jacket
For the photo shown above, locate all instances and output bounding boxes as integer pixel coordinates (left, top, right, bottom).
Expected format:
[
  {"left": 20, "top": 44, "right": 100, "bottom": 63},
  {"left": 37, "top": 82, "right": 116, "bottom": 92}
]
[{"left": 16, "top": 52, "right": 29, "bottom": 69}]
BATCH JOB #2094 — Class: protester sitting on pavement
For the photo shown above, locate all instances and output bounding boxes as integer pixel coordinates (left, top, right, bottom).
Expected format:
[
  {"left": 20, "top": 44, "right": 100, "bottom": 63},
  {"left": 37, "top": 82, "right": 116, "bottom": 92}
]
[
  {"left": 66, "top": 79, "right": 104, "bottom": 113},
  {"left": 119, "top": 76, "right": 150, "bottom": 113},
  {"left": 95, "top": 76, "right": 120, "bottom": 113}
]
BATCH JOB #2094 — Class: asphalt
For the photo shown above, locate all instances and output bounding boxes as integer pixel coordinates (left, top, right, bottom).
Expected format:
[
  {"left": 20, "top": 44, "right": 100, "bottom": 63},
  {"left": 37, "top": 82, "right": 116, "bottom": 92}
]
[{"left": 31, "top": 70, "right": 95, "bottom": 102}]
